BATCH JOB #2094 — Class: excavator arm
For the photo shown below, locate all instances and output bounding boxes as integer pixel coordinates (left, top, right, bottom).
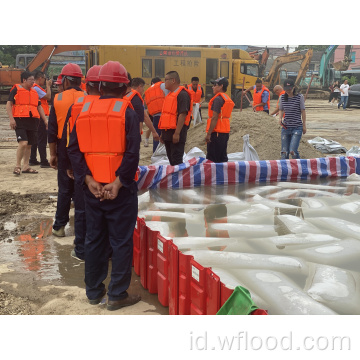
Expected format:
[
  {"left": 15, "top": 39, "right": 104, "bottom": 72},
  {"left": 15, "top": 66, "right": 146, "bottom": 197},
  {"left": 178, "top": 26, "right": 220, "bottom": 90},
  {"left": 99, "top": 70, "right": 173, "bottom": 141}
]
[
  {"left": 294, "top": 49, "right": 313, "bottom": 87},
  {"left": 263, "top": 50, "right": 310, "bottom": 89},
  {"left": 26, "top": 45, "right": 90, "bottom": 73}
]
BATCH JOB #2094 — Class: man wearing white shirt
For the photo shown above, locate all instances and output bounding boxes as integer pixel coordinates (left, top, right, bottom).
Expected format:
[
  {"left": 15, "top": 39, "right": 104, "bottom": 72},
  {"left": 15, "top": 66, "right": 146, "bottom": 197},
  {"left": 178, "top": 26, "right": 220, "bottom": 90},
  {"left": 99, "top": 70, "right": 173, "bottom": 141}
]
[{"left": 338, "top": 79, "right": 350, "bottom": 110}]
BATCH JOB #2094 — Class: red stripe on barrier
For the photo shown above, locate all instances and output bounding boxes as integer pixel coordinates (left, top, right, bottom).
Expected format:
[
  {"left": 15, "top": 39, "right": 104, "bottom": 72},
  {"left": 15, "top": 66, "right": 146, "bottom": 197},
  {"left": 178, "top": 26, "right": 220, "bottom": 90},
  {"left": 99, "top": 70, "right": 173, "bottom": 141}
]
[
  {"left": 290, "top": 159, "right": 299, "bottom": 180},
  {"left": 329, "top": 157, "right": 338, "bottom": 177},
  {"left": 204, "top": 162, "right": 212, "bottom": 187},
  {"left": 348, "top": 156, "right": 355, "bottom": 175},
  {"left": 141, "top": 166, "right": 157, "bottom": 189},
  {"left": 248, "top": 161, "right": 257, "bottom": 182},
  {"left": 310, "top": 158, "right": 319, "bottom": 179},
  {"left": 269, "top": 160, "right": 278, "bottom": 182},
  {"left": 227, "top": 162, "right": 236, "bottom": 184}
]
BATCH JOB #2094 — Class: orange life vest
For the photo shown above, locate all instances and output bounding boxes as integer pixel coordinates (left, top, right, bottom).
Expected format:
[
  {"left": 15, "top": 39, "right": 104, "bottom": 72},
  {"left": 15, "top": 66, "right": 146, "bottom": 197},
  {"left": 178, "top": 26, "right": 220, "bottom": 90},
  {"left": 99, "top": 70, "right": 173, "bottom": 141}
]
[
  {"left": 124, "top": 89, "right": 144, "bottom": 105},
  {"left": 158, "top": 86, "right": 192, "bottom": 130},
  {"left": 76, "top": 98, "right": 135, "bottom": 184},
  {"left": 187, "top": 84, "right": 202, "bottom": 103},
  {"left": 53, "top": 88, "right": 85, "bottom": 139},
  {"left": 12, "top": 84, "right": 40, "bottom": 118},
  {"left": 206, "top": 92, "right": 234, "bottom": 133},
  {"left": 277, "top": 90, "right": 286, "bottom": 107},
  {"left": 33, "top": 83, "right": 50, "bottom": 115},
  {"left": 144, "top": 82, "right": 165, "bottom": 116},
  {"left": 66, "top": 94, "right": 100, "bottom": 147},
  {"left": 253, "top": 85, "right": 271, "bottom": 111}
]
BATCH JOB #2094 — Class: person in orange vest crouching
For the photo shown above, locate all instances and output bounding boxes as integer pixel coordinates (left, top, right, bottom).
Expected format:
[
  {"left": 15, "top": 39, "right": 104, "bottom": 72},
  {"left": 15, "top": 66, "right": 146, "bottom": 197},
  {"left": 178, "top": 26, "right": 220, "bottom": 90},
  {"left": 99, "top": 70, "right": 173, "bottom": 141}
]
[
  {"left": 144, "top": 77, "right": 168, "bottom": 152},
  {"left": 29, "top": 71, "right": 52, "bottom": 168},
  {"left": 270, "top": 85, "right": 286, "bottom": 117},
  {"left": 243, "top": 78, "right": 270, "bottom": 114},
  {"left": 158, "top": 70, "right": 192, "bottom": 166},
  {"left": 59, "top": 65, "right": 102, "bottom": 261},
  {"left": 186, "top": 76, "right": 205, "bottom": 124},
  {"left": 67, "top": 61, "right": 142, "bottom": 310},
  {"left": 6, "top": 71, "right": 47, "bottom": 175},
  {"left": 205, "top": 77, "right": 234, "bottom": 163},
  {"left": 48, "top": 63, "right": 86, "bottom": 237}
]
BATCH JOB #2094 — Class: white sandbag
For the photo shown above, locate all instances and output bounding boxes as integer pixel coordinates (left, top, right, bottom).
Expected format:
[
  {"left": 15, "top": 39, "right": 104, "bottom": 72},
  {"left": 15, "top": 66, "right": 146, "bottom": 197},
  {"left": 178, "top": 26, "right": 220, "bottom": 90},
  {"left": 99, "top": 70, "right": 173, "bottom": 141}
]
[
  {"left": 275, "top": 214, "right": 322, "bottom": 234},
  {"left": 305, "top": 264, "right": 360, "bottom": 314},
  {"left": 243, "top": 134, "right": 260, "bottom": 161},
  {"left": 183, "top": 147, "right": 205, "bottom": 161},
  {"left": 237, "top": 269, "right": 337, "bottom": 315},
  {"left": 192, "top": 103, "right": 202, "bottom": 126},
  {"left": 346, "top": 145, "right": 360, "bottom": 157},
  {"left": 227, "top": 152, "right": 245, "bottom": 161}
]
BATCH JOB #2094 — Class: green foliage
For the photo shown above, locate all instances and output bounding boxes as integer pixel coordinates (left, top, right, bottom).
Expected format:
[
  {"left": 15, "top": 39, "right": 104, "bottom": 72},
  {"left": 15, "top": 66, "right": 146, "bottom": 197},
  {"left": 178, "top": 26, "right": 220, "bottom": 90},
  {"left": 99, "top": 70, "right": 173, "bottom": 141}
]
[
  {"left": 296, "top": 45, "right": 329, "bottom": 52},
  {"left": 0, "top": 45, "right": 42, "bottom": 66},
  {"left": 341, "top": 75, "right": 358, "bottom": 85}
]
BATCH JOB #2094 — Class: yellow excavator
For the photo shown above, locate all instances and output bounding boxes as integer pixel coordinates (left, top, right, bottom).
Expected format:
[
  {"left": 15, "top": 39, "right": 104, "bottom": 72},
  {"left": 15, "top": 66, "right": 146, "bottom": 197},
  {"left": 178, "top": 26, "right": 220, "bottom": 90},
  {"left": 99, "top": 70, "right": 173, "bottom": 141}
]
[
  {"left": 262, "top": 49, "right": 313, "bottom": 89},
  {"left": 0, "top": 45, "right": 89, "bottom": 101}
]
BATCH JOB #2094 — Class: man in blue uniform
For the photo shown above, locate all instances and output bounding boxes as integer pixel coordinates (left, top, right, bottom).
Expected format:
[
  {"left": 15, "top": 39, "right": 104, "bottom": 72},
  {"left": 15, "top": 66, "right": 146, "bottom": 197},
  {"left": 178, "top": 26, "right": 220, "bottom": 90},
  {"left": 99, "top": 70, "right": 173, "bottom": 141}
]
[{"left": 68, "top": 61, "right": 141, "bottom": 311}]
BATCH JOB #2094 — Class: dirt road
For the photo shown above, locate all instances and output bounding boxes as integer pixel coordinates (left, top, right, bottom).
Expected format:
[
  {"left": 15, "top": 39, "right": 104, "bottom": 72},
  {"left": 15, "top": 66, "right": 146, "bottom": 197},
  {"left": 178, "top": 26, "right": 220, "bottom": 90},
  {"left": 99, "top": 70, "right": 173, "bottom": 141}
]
[{"left": 0, "top": 99, "right": 359, "bottom": 315}]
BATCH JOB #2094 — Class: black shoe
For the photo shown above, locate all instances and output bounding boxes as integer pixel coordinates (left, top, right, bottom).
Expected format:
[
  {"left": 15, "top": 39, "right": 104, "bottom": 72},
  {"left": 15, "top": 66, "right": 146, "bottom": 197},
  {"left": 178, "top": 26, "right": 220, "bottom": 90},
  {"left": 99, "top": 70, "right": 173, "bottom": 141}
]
[
  {"left": 40, "top": 161, "right": 51, "bottom": 168},
  {"left": 88, "top": 289, "right": 106, "bottom": 305},
  {"left": 29, "top": 160, "right": 40, "bottom": 166},
  {"left": 107, "top": 294, "right": 141, "bottom": 311}
]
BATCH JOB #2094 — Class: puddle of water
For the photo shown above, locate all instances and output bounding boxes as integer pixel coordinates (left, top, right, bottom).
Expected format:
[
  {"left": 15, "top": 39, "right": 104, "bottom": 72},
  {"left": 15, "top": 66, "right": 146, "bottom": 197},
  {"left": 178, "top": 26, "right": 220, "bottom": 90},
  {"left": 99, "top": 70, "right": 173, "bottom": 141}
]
[{"left": 139, "top": 178, "right": 360, "bottom": 315}]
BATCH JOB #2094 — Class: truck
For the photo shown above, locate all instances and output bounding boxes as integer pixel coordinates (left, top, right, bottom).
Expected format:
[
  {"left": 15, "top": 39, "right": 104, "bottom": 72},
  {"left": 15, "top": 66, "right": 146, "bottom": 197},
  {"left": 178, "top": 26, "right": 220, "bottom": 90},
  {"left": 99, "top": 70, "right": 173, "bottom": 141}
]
[{"left": 85, "top": 45, "right": 261, "bottom": 108}]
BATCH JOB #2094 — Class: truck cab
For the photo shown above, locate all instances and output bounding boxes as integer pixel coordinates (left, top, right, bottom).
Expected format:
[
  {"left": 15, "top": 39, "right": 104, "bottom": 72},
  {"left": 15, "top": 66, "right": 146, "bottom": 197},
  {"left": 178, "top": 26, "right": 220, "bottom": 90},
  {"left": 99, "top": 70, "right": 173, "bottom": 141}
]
[{"left": 231, "top": 49, "right": 259, "bottom": 108}]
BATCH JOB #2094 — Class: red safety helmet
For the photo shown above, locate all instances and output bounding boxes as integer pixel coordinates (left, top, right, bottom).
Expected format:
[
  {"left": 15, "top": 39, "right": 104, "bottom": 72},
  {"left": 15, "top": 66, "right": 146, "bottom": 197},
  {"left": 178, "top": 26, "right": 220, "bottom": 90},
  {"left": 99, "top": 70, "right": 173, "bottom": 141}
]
[
  {"left": 60, "top": 63, "right": 83, "bottom": 78},
  {"left": 98, "top": 61, "right": 129, "bottom": 84},
  {"left": 85, "top": 65, "right": 102, "bottom": 83},
  {"left": 55, "top": 75, "right": 63, "bottom": 85}
]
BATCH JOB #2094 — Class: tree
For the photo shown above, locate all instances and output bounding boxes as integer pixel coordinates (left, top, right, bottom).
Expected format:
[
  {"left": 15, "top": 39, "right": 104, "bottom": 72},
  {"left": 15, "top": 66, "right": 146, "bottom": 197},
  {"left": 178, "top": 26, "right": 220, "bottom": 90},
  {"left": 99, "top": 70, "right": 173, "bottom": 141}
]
[
  {"left": 296, "top": 45, "right": 329, "bottom": 52},
  {"left": 0, "top": 45, "right": 42, "bottom": 66}
]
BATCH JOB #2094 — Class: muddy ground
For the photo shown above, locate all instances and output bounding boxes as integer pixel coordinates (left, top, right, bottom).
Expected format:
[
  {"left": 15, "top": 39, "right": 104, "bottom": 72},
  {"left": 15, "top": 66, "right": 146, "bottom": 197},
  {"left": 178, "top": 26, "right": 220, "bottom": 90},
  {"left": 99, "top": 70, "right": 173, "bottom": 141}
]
[{"left": 0, "top": 98, "right": 359, "bottom": 316}]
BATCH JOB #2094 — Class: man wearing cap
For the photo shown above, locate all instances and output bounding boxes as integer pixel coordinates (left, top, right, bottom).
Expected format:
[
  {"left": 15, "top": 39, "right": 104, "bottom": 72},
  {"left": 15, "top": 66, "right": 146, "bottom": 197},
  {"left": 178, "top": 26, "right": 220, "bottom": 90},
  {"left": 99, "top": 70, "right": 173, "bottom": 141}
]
[
  {"left": 205, "top": 77, "right": 234, "bottom": 163},
  {"left": 243, "top": 78, "right": 270, "bottom": 113},
  {"left": 158, "top": 71, "right": 192, "bottom": 166},
  {"left": 278, "top": 78, "right": 306, "bottom": 159},
  {"left": 67, "top": 61, "right": 141, "bottom": 311},
  {"left": 48, "top": 63, "right": 86, "bottom": 237}
]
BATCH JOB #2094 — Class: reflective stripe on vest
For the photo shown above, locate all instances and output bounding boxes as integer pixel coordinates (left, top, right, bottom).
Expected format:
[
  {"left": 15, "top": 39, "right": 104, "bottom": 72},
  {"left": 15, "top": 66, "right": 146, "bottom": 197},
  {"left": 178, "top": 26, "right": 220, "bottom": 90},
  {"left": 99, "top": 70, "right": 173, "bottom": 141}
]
[
  {"left": 53, "top": 88, "right": 85, "bottom": 139},
  {"left": 144, "top": 82, "right": 165, "bottom": 115},
  {"left": 67, "top": 95, "right": 99, "bottom": 147},
  {"left": 33, "top": 83, "right": 50, "bottom": 115},
  {"left": 187, "top": 84, "right": 202, "bottom": 103},
  {"left": 207, "top": 92, "right": 234, "bottom": 133},
  {"left": 76, "top": 98, "right": 135, "bottom": 184},
  {"left": 12, "top": 85, "right": 40, "bottom": 118},
  {"left": 252, "top": 85, "right": 270, "bottom": 111},
  {"left": 158, "top": 86, "right": 192, "bottom": 130},
  {"left": 124, "top": 89, "right": 144, "bottom": 104}
]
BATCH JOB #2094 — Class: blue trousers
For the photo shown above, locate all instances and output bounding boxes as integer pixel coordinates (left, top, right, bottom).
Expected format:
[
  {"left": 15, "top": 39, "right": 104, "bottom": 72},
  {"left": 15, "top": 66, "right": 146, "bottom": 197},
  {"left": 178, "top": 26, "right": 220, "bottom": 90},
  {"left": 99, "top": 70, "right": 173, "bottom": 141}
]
[
  {"left": 53, "top": 168, "right": 74, "bottom": 230},
  {"left": 84, "top": 182, "right": 138, "bottom": 301},
  {"left": 73, "top": 182, "right": 86, "bottom": 259},
  {"left": 152, "top": 114, "right": 162, "bottom": 153},
  {"left": 281, "top": 126, "right": 303, "bottom": 159}
]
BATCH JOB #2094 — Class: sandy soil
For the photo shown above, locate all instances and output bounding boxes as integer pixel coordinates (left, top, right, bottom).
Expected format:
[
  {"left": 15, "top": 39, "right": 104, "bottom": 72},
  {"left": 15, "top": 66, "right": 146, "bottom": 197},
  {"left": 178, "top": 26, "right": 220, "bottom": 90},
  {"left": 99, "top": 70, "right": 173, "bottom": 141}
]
[{"left": 1, "top": 98, "right": 359, "bottom": 315}]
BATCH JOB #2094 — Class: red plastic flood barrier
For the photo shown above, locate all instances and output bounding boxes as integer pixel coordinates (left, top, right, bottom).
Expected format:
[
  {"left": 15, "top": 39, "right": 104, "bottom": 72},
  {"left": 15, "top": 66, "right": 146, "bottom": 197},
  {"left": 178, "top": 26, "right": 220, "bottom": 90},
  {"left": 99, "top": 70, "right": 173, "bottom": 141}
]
[
  {"left": 146, "top": 227, "right": 159, "bottom": 294},
  {"left": 133, "top": 217, "right": 140, "bottom": 275},
  {"left": 220, "top": 282, "right": 234, "bottom": 307},
  {"left": 190, "top": 261, "right": 220, "bottom": 315},
  {"left": 157, "top": 234, "right": 180, "bottom": 315},
  {"left": 139, "top": 218, "right": 148, "bottom": 289}
]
